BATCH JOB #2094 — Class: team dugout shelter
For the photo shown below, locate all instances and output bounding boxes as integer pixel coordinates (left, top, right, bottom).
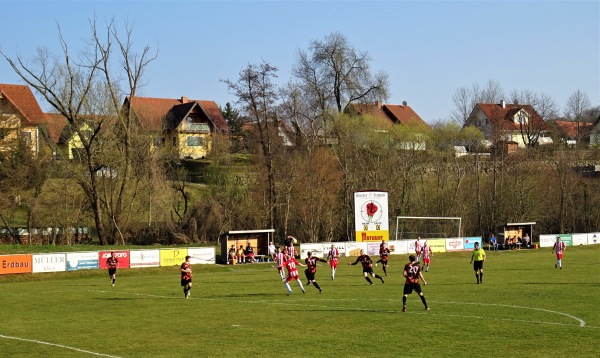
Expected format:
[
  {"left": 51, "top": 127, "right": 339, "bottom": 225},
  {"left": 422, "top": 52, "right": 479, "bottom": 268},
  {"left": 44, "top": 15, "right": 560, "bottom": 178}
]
[
  {"left": 496, "top": 222, "right": 536, "bottom": 247},
  {"left": 219, "top": 229, "right": 274, "bottom": 263}
]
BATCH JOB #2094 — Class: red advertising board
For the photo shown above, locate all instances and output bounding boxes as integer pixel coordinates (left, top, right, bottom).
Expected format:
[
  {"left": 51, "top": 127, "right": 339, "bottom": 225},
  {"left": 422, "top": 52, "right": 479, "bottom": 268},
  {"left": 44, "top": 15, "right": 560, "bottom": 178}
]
[
  {"left": 98, "top": 251, "right": 130, "bottom": 269},
  {"left": 0, "top": 254, "right": 33, "bottom": 275}
]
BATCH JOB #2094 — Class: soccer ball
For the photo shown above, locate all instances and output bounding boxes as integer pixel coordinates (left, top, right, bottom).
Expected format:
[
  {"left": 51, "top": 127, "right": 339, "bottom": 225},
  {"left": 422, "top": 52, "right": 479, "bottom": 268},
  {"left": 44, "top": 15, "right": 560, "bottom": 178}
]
[{"left": 292, "top": 238, "right": 298, "bottom": 244}]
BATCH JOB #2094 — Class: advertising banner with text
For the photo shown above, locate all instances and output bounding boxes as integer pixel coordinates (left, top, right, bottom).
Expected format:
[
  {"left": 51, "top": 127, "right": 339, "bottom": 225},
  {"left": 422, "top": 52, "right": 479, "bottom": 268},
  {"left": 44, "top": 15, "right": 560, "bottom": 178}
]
[
  {"left": 426, "top": 238, "right": 447, "bottom": 253},
  {"left": 445, "top": 237, "right": 465, "bottom": 251},
  {"left": 187, "top": 247, "right": 215, "bottom": 265},
  {"left": 66, "top": 252, "right": 99, "bottom": 271},
  {"left": 130, "top": 250, "right": 160, "bottom": 268},
  {"left": 99, "top": 251, "right": 130, "bottom": 269},
  {"left": 32, "top": 253, "right": 66, "bottom": 273},
  {"left": 463, "top": 237, "right": 482, "bottom": 250},
  {"left": 588, "top": 233, "right": 600, "bottom": 245},
  {"left": 159, "top": 248, "right": 189, "bottom": 267},
  {"left": 354, "top": 191, "right": 389, "bottom": 242},
  {"left": 0, "top": 254, "right": 32, "bottom": 275},
  {"left": 388, "top": 240, "right": 408, "bottom": 255}
]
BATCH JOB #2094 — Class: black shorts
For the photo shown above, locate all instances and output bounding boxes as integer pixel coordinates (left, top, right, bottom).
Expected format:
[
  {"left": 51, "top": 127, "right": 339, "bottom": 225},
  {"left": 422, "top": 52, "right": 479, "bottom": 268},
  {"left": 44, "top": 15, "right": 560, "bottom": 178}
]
[
  {"left": 403, "top": 283, "right": 423, "bottom": 295},
  {"left": 108, "top": 268, "right": 117, "bottom": 276},
  {"left": 304, "top": 270, "right": 315, "bottom": 281},
  {"left": 473, "top": 261, "right": 484, "bottom": 271},
  {"left": 181, "top": 278, "right": 192, "bottom": 286},
  {"left": 363, "top": 267, "right": 374, "bottom": 275}
]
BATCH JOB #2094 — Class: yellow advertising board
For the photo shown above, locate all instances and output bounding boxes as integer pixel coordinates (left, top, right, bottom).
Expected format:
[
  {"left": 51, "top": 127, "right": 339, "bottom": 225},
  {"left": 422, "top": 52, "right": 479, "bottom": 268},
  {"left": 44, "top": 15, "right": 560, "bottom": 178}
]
[
  {"left": 0, "top": 254, "right": 33, "bottom": 275},
  {"left": 425, "top": 238, "right": 447, "bottom": 253},
  {"left": 355, "top": 230, "right": 389, "bottom": 242},
  {"left": 159, "top": 249, "right": 189, "bottom": 267}
]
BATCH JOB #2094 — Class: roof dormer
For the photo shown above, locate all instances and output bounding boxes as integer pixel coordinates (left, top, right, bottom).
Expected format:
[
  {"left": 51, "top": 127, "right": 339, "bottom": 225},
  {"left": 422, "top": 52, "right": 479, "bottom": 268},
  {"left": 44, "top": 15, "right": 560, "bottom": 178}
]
[{"left": 513, "top": 109, "right": 529, "bottom": 125}]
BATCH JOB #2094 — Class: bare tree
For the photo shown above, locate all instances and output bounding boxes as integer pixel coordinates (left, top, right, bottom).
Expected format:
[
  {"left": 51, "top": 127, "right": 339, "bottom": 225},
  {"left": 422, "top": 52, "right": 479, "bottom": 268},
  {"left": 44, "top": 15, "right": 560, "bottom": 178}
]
[
  {"left": 509, "top": 89, "right": 559, "bottom": 121},
  {"left": 564, "top": 90, "right": 592, "bottom": 121},
  {"left": 2, "top": 18, "right": 156, "bottom": 245},
  {"left": 292, "top": 32, "right": 389, "bottom": 119},
  {"left": 450, "top": 87, "right": 473, "bottom": 125},
  {"left": 223, "top": 61, "right": 280, "bottom": 229}
]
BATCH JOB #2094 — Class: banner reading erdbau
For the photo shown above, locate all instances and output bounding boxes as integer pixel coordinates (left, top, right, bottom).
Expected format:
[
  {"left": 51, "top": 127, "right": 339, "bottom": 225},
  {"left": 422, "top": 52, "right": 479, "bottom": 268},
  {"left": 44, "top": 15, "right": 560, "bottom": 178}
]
[{"left": 354, "top": 190, "right": 389, "bottom": 242}]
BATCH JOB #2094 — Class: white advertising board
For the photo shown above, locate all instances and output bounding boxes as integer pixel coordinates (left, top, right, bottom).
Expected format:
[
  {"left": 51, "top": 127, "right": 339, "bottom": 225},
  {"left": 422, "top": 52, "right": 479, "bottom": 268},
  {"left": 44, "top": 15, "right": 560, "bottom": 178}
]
[
  {"left": 66, "top": 252, "right": 98, "bottom": 271},
  {"left": 130, "top": 249, "right": 160, "bottom": 268},
  {"left": 187, "top": 247, "right": 215, "bottom": 265},
  {"left": 32, "top": 253, "right": 66, "bottom": 273}
]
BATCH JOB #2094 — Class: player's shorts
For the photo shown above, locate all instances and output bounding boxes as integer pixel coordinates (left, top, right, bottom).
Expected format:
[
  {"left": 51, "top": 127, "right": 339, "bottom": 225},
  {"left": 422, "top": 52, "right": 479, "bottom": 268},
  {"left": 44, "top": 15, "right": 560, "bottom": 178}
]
[
  {"left": 181, "top": 278, "right": 192, "bottom": 286},
  {"left": 285, "top": 273, "right": 299, "bottom": 282},
  {"left": 380, "top": 257, "right": 388, "bottom": 264},
  {"left": 363, "top": 267, "right": 374, "bottom": 275},
  {"left": 473, "top": 260, "right": 484, "bottom": 271},
  {"left": 330, "top": 260, "right": 338, "bottom": 269},
  {"left": 403, "top": 283, "right": 423, "bottom": 295},
  {"left": 556, "top": 253, "right": 563, "bottom": 260},
  {"left": 108, "top": 268, "right": 117, "bottom": 276},
  {"left": 423, "top": 258, "right": 430, "bottom": 264},
  {"left": 304, "top": 270, "right": 315, "bottom": 281}
]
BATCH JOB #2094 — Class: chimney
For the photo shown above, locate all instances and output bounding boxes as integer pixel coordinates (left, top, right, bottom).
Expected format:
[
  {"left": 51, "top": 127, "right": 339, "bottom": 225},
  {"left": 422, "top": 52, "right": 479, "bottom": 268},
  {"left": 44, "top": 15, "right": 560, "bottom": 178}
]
[
  {"left": 181, "top": 96, "right": 188, "bottom": 104},
  {"left": 500, "top": 99, "right": 506, "bottom": 108},
  {"left": 376, "top": 101, "right": 382, "bottom": 109},
  {"left": 402, "top": 100, "right": 408, "bottom": 107}
]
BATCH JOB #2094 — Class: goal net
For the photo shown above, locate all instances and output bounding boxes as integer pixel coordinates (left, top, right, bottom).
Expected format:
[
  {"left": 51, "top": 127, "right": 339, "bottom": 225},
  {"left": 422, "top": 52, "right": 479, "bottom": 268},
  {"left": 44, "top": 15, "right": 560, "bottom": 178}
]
[{"left": 395, "top": 216, "right": 461, "bottom": 241}]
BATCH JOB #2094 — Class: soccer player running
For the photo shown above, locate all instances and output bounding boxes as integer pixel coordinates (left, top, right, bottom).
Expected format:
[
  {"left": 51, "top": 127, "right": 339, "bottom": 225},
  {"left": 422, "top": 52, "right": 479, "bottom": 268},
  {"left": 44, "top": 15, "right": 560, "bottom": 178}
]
[
  {"left": 327, "top": 244, "right": 340, "bottom": 280},
  {"left": 273, "top": 253, "right": 306, "bottom": 295},
  {"left": 422, "top": 242, "right": 433, "bottom": 272},
  {"left": 402, "top": 254, "right": 429, "bottom": 312},
  {"left": 274, "top": 247, "right": 287, "bottom": 281},
  {"left": 304, "top": 251, "right": 327, "bottom": 293},
  {"left": 375, "top": 241, "right": 391, "bottom": 276},
  {"left": 348, "top": 249, "right": 385, "bottom": 285},
  {"left": 470, "top": 242, "right": 486, "bottom": 284},
  {"left": 106, "top": 252, "right": 119, "bottom": 286},
  {"left": 552, "top": 236, "right": 566, "bottom": 269},
  {"left": 414, "top": 237, "right": 422, "bottom": 263},
  {"left": 180, "top": 255, "right": 193, "bottom": 298}
]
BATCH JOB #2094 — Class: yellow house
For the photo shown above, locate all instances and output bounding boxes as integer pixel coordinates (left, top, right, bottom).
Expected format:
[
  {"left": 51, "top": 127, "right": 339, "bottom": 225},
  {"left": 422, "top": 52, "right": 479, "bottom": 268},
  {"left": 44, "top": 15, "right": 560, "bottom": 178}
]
[
  {"left": 0, "top": 84, "right": 55, "bottom": 158},
  {"left": 45, "top": 113, "right": 96, "bottom": 160},
  {"left": 124, "top": 96, "right": 230, "bottom": 159}
]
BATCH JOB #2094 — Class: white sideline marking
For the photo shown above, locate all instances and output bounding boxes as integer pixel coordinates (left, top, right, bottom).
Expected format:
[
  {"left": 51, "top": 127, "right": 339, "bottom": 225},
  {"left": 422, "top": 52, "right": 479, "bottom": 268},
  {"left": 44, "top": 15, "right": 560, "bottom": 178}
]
[{"left": 0, "top": 334, "right": 121, "bottom": 357}]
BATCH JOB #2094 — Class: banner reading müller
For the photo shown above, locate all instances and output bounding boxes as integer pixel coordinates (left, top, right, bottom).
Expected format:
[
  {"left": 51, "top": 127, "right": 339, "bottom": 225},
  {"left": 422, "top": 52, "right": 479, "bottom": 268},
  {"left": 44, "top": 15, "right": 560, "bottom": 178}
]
[{"left": 354, "top": 190, "right": 389, "bottom": 242}]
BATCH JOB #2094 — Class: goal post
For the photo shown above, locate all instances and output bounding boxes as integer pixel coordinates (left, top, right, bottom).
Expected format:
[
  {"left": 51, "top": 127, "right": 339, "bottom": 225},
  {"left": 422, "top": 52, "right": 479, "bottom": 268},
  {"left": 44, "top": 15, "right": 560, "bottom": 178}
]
[{"left": 395, "top": 216, "right": 462, "bottom": 241}]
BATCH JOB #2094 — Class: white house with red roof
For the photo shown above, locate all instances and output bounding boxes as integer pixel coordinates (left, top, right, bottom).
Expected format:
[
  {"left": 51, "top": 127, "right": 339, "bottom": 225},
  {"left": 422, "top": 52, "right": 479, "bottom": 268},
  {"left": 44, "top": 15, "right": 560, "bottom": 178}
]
[
  {"left": 464, "top": 100, "right": 552, "bottom": 148},
  {"left": 124, "top": 96, "right": 230, "bottom": 159}
]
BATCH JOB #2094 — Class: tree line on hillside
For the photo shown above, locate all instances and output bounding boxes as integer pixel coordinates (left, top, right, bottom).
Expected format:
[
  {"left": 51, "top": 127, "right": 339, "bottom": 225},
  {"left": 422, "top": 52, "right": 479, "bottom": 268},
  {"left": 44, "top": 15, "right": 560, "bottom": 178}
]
[{"left": 1, "top": 19, "right": 599, "bottom": 246}]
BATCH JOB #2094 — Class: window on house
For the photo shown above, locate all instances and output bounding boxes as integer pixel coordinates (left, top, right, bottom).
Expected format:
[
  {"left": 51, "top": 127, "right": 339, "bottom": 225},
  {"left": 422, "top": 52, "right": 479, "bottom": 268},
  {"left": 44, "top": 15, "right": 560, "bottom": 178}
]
[
  {"left": 161, "top": 137, "right": 166, "bottom": 146},
  {"left": 172, "top": 136, "right": 177, "bottom": 147},
  {"left": 186, "top": 136, "right": 204, "bottom": 147}
]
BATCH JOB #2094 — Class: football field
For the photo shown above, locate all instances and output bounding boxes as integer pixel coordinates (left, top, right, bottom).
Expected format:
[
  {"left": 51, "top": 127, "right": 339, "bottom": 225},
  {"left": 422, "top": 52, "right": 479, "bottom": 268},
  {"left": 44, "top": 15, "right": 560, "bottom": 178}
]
[{"left": 0, "top": 245, "right": 598, "bottom": 357}]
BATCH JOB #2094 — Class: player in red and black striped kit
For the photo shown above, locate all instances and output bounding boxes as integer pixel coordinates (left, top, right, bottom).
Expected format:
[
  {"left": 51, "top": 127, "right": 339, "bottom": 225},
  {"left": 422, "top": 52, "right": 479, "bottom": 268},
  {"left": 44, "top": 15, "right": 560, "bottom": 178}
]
[
  {"left": 348, "top": 249, "right": 385, "bottom": 285},
  {"left": 375, "top": 241, "right": 391, "bottom": 276},
  {"left": 304, "top": 251, "right": 327, "bottom": 294},
  {"left": 402, "top": 254, "right": 429, "bottom": 312},
  {"left": 180, "top": 256, "right": 192, "bottom": 299},
  {"left": 106, "top": 252, "right": 119, "bottom": 286}
]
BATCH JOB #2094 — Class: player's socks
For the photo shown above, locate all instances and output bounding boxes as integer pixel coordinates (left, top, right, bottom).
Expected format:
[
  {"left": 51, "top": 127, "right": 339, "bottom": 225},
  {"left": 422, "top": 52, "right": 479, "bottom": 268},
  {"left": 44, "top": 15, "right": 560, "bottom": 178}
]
[
  {"left": 475, "top": 273, "right": 479, "bottom": 283},
  {"left": 420, "top": 295, "right": 428, "bottom": 308},
  {"left": 297, "top": 280, "right": 305, "bottom": 292},
  {"left": 480, "top": 273, "right": 483, "bottom": 283},
  {"left": 375, "top": 274, "right": 384, "bottom": 283},
  {"left": 313, "top": 282, "right": 321, "bottom": 291},
  {"left": 365, "top": 277, "right": 373, "bottom": 284},
  {"left": 285, "top": 282, "right": 292, "bottom": 292}
]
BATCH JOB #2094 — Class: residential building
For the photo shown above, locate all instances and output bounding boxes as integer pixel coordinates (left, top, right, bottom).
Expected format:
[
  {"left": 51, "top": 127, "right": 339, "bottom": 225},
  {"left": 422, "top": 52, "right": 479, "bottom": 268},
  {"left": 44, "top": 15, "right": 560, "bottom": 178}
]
[
  {"left": 549, "top": 120, "right": 593, "bottom": 146},
  {"left": 464, "top": 100, "right": 552, "bottom": 148},
  {"left": 0, "top": 84, "right": 55, "bottom": 158},
  {"left": 124, "top": 96, "right": 230, "bottom": 159}
]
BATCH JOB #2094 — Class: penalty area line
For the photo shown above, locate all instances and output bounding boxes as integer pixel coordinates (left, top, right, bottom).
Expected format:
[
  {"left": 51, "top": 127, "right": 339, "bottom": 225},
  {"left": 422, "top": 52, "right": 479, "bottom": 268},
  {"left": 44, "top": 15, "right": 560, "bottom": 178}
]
[{"left": 0, "top": 334, "right": 121, "bottom": 357}]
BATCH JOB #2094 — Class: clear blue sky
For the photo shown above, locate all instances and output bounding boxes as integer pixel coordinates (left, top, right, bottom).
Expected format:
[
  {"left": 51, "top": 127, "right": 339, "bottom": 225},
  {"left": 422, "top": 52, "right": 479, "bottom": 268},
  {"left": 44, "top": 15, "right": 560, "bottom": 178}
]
[{"left": 0, "top": 0, "right": 598, "bottom": 123}]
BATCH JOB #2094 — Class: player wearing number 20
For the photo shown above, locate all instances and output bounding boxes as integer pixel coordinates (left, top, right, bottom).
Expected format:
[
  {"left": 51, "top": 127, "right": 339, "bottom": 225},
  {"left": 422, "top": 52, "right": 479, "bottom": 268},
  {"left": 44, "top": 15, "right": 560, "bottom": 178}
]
[{"left": 402, "top": 255, "right": 429, "bottom": 312}]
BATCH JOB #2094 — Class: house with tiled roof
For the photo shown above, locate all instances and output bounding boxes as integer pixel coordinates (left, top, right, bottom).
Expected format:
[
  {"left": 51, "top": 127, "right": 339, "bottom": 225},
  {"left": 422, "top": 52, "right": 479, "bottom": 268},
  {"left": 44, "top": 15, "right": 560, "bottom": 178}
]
[
  {"left": 124, "top": 96, "right": 230, "bottom": 159},
  {"left": 350, "top": 101, "right": 430, "bottom": 129},
  {"left": 0, "top": 84, "right": 56, "bottom": 158},
  {"left": 464, "top": 100, "right": 552, "bottom": 148},
  {"left": 549, "top": 120, "right": 593, "bottom": 146},
  {"left": 590, "top": 115, "right": 600, "bottom": 147}
]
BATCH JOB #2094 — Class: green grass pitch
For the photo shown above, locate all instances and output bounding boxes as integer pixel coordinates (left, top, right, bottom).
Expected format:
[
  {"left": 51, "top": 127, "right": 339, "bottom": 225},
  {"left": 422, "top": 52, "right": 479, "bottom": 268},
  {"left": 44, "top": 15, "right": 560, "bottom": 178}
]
[{"left": 0, "top": 245, "right": 598, "bottom": 357}]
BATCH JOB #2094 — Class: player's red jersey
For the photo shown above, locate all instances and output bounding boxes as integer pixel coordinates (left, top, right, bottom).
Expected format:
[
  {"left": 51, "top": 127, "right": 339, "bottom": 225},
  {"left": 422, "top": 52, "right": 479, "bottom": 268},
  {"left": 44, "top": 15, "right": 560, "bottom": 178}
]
[
  {"left": 106, "top": 257, "right": 118, "bottom": 269},
  {"left": 283, "top": 258, "right": 300, "bottom": 278},
  {"left": 287, "top": 245, "right": 296, "bottom": 258},
  {"left": 274, "top": 252, "right": 285, "bottom": 266},
  {"left": 404, "top": 263, "right": 421, "bottom": 284},
  {"left": 181, "top": 262, "right": 192, "bottom": 280},
  {"left": 553, "top": 241, "right": 565, "bottom": 254},
  {"left": 327, "top": 249, "right": 339, "bottom": 267},
  {"left": 379, "top": 247, "right": 390, "bottom": 259},
  {"left": 422, "top": 247, "right": 431, "bottom": 260},
  {"left": 415, "top": 240, "right": 422, "bottom": 254},
  {"left": 305, "top": 256, "right": 319, "bottom": 274},
  {"left": 353, "top": 254, "right": 373, "bottom": 269}
]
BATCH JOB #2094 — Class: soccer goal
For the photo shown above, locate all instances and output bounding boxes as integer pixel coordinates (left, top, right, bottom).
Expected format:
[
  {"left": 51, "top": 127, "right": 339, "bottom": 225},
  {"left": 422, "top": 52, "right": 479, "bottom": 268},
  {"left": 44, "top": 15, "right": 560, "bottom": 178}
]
[{"left": 395, "top": 216, "right": 462, "bottom": 241}]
